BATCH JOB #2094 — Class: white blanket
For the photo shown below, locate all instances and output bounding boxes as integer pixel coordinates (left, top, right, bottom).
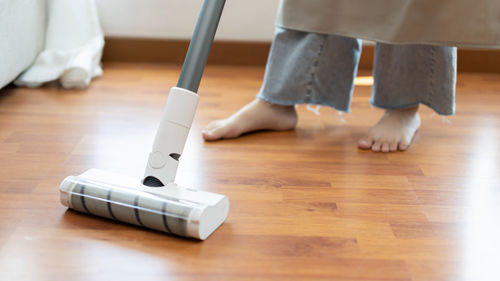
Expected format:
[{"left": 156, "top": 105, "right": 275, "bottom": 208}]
[{"left": 15, "top": 0, "right": 104, "bottom": 89}]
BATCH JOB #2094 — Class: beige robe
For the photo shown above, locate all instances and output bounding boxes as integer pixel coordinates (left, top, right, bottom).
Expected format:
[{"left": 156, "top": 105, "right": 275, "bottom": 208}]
[{"left": 277, "top": 0, "right": 500, "bottom": 48}]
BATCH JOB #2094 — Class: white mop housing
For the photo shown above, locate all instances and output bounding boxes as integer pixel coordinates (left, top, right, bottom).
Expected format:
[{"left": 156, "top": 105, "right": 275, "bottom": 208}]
[
  {"left": 59, "top": 0, "right": 229, "bottom": 240},
  {"left": 60, "top": 169, "right": 229, "bottom": 240}
]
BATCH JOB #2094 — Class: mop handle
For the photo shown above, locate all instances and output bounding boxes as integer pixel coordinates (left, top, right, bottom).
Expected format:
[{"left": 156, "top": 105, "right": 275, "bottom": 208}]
[{"left": 177, "top": 0, "right": 226, "bottom": 93}]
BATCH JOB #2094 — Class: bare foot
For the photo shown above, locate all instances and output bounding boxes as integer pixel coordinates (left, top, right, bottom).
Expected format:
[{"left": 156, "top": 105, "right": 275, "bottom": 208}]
[
  {"left": 358, "top": 105, "right": 421, "bottom": 152},
  {"left": 202, "top": 98, "right": 298, "bottom": 141}
]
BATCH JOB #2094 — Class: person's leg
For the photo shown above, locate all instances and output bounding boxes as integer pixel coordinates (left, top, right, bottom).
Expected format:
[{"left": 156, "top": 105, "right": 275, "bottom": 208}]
[
  {"left": 358, "top": 43, "right": 457, "bottom": 152},
  {"left": 202, "top": 27, "right": 362, "bottom": 141}
]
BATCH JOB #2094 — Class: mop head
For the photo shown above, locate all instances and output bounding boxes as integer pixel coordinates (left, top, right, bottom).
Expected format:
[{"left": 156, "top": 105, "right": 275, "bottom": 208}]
[{"left": 59, "top": 169, "right": 229, "bottom": 240}]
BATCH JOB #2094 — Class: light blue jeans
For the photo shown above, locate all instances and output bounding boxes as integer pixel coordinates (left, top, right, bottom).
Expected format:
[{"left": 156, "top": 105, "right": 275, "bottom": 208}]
[{"left": 257, "top": 27, "right": 457, "bottom": 115}]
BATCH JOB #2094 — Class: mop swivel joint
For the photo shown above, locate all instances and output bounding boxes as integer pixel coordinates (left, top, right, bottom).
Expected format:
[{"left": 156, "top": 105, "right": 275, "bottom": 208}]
[{"left": 143, "top": 87, "right": 200, "bottom": 186}]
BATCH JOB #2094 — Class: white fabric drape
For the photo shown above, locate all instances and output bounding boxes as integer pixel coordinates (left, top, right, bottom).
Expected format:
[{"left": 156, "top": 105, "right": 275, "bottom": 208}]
[{"left": 15, "top": 0, "right": 104, "bottom": 89}]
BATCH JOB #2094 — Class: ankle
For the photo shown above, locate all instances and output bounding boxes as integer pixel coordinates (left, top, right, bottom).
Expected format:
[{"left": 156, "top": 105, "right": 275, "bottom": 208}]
[
  {"left": 386, "top": 105, "right": 419, "bottom": 116},
  {"left": 258, "top": 99, "right": 296, "bottom": 114}
]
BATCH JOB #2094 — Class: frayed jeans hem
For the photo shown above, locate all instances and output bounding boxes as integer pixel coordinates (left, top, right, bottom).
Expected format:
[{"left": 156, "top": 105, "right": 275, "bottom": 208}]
[
  {"left": 257, "top": 94, "right": 351, "bottom": 113},
  {"left": 369, "top": 100, "right": 455, "bottom": 116}
]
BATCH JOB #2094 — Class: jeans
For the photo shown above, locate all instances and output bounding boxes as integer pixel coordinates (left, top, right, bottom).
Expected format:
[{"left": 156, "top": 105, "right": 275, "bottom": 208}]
[{"left": 257, "top": 27, "right": 457, "bottom": 115}]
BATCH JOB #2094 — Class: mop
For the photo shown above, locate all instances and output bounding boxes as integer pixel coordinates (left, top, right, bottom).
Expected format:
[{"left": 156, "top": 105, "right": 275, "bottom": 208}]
[{"left": 59, "top": 0, "right": 229, "bottom": 240}]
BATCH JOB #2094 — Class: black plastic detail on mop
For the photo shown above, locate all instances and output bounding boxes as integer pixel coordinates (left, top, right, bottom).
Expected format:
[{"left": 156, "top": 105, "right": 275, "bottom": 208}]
[
  {"left": 169, "top": 153, "right": 181, "bottom": 161},
  {"left": 143, "top": 176, "right": 164, "bottom": 187}
]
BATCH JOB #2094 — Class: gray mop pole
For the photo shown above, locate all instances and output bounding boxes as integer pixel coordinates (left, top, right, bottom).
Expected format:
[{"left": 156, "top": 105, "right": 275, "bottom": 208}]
[{"left": 177, "top": 0, "right": 226, "bottom": 93}]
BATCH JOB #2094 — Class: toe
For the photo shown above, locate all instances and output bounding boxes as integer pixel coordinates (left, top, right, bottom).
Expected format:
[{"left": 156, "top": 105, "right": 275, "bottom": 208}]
[
  {"left": 202, "top": 121, "right": 228, "bottom": 141},
  {"left": 381, "top": 142, "right": 390, "bottom": 153},
  {"left": 203, "top": 120, "right": 220, "bottom": 132},
  {"left": 371, "top": 141, "right": 382, "bottom": 152},
  {"left": 398, "top": 134, "right": 415, "bottom": 151},
  {"left": 358, "top": 136, "right": 374, "bottom": 149},
  {"left": 398, "top": 142, "right": 409, "bottom": 151},
  {"left": 389, "top": 141, "right": 399, "bottom": 152},
  {"left": 202, "top": 129, "right": 220, "bottom": 141}
]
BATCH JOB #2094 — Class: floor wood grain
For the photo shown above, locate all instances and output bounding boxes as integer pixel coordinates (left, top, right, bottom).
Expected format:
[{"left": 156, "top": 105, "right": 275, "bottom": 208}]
[{"left": 0, "top": 63, "right": 499, "bottom": 281}]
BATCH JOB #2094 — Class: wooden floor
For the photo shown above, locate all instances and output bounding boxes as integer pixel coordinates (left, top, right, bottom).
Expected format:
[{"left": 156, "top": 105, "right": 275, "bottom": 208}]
[{"left": 0, "top": 63, "right": 499, "bottom": 281}]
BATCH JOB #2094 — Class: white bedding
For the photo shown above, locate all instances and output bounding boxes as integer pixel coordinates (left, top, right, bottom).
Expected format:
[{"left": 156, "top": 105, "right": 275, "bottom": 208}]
[{"left": 0, "top": 0, "right": 47, "bottom": 89}]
